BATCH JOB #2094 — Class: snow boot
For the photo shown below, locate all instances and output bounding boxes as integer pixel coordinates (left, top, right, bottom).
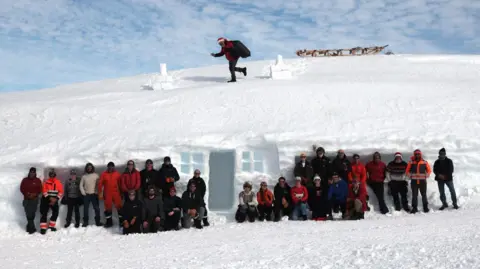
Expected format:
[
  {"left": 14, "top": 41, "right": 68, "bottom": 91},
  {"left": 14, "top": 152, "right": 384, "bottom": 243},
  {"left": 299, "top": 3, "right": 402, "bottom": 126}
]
[
  {"left": 95, "top": 218, "right": 103, "bottom": 227},
  {"left": 64, "top": 222, "right": 71, "bottom": 228},
  {"left": 104, "top": 218, "right": 113, "bottom": 228},
  {"left": 258, "top": 216, "right": 265, "bottom": 221},
  {"left": 74, "top": 223, "right": 80, "bottom": 228},
  {"left": 357, "top": 212, "right": 365, "bottom": 220},
  {"left": 453, "top": 204, "right": 459, "bottom": 209},
  {"left": 227, "top": 79, "right": 237, "bottom": 83},
  {"left": 40, "top": 229, "right": 46, "bottom": 235},
  {"left": 203, "top": 218, "right": 210, "bottom": 227},
  {"left": 194, "top": 220, "right": 203, "bottom": 229},
  {"left": 302, "top": 215, "right": 308, "bottom": 221},
  {"left": 394, "top": 205, "right": 401, "bottom": 211},
  {"left": 423, "top": 206, "right": 430, "bottom": 213},
  {"left": 403, "top": 204, "right": 411, "bottom": 212},
  {"left": 242, "top": 68, "right": 247, "bottom": 76},
  {"left": 439, "top": 204, "right": 448, "bottom": 210},
  {"left": 49, "top": 227, "right": 57, "bottom": 232},
  {"left": 410, "top": 208, "right": 418, "bottom": 214},
  {"left": 82, "top": 222, "right": 88, "bottom": 227},
  {"left": 266, "top": 214, "right": 272, "bottom": 221}
]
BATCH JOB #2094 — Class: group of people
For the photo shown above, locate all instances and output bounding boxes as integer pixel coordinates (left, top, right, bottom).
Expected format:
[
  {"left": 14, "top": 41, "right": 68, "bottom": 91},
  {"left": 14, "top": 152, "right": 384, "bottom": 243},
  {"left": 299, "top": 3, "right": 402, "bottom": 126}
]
[
  {"left": 235, "top": 146, "right": 458, "bottom": 223},
  {"left": 19, "top": 157, "right": 210, "bottom": 235}
]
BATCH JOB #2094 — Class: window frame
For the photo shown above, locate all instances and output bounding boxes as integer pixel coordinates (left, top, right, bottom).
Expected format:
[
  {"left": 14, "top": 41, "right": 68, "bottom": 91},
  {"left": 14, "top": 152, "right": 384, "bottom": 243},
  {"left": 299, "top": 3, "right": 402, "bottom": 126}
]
[
  {"left": 241, "top": 150, "right": 265, "bottom": 173},
  {"left": 179, "top": 152, "right": 205, "bottom": 175}
]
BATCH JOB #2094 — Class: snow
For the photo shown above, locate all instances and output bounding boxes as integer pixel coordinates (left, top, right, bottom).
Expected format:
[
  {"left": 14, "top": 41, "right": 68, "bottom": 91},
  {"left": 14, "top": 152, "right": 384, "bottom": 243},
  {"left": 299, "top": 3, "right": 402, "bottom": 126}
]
[{"left": 1, "top": 54, "right": 480, "bottom": 268}]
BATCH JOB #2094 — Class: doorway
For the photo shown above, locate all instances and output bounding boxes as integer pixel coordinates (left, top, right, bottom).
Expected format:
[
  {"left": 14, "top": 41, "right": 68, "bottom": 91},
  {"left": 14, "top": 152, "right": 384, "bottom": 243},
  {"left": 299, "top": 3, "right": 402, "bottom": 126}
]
[{"left": 208, "top": 150, "right": 236, "bottom": 211}]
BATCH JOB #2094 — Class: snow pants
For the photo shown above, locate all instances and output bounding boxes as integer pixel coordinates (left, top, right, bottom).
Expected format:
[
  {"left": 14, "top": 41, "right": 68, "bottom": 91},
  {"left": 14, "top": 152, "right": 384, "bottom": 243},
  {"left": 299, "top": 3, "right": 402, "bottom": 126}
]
[
  {"left": 66, "top": 197, "right": 81, "bottom": 225},
  {"left": 164, "top": 211, "right": 181, "bottom": 231},
  {"left": 103, "top": 192, "right": 122, "bottom": 224},
  {"left": 330, "top": 199, "right": 346, "bottom": 215},
  {"left": 23, "top": 199, "right": 38, "bottom": 232},
  {"left": 83, "top": 194, "right": 101, "bottom": 224},
  {"left": 438, "top": 180, "right": 457, "bottom": 206},
  {"left": 39, "top": 197, "right": 59, "bottom": 231},
  {"left": 229, "top": 59, "right": 243, "bottom": 81},
  {"left": 291, "top": 202, "right": 308, "bottom": 220},
  {"left": 411, "top": 180, "right": 428, "bottom": 210},
  {"left": 310, "top": 202, "right": 329, "bottom": 220},
  {"left": 182, "top": 207, "right": 206, "bottom": 228},
  {"left": 235, "top": 205, "right": 257, "bottom": 223},
  {"left": 257, "top": 204, "right": 273, "bottom": 221},
  {"left": 368, "top": 182, "right": 389, "bottom": 214},
  {"left": 389, "top": 181, "right": 409, "bottom": 211}
]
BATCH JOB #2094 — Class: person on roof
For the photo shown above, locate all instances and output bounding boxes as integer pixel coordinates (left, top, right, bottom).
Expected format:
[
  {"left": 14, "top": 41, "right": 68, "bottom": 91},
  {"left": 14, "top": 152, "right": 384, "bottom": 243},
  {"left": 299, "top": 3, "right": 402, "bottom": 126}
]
[
  {"left": 158, "top": 156, "right": 180, "bottom": 199},
  {"left": 273, "top": 177, "right": 292, "bottom": 221},
  {"left": 308, "top": 175, "right": 329, "bottom": 220},
  {"left": 256, "top": 181, "right": 274, "bottom": 221},
  {"left": 39, "top": 169, "right": 64, "bottom": 235},
  {"left": 64, "top": 169, "right": 82, "bottom": 228},
  {"left": 235, "top": 182, "right": 258, "bottom": 223},
  {"left": 140, "top": 159, "right": 159, "bottom": 198},
  {"left": 181, "top": 182, "right": 206, "bottom": 229},
  {"left": 80, "top": 162, "right": 102, "bottom": 227},
  {"left": 20, "top": 167, "right": 42, "bottom": 234},
  {"left": 294, "top": 152, "right": 314, "bottom": 187},
  {"left": 121, "top": 160, "right": 141, "bottom": 200},
  {"left": 187, "top": 169, "right": 209, "bottom": 226},
  {"left": 386, "top": 152, "right": 410, "bottom": 212},
  {"left": 365, "top": 152, "right": 389, "bottom": 214},
  {"left": 433, "top": 148, "right": 458, "bottom": 210},
  {"left": 346, "top": 178, "right": 367, "bottom": 220},
  {"left": 406, "top": 149, "right": 432, "bottom": 213},
  {"left": 331, "top": 149, "right": 352, "bottom": 182},
  {"left": 98, "top": 162, "right": 123, "bottom": 228},
  {"left": 142, "top": 185, "right": 164, "bottom": 233},
  {"left": 290, "top": 177, "right": 309, "bottom": 221},
  {"left": 211, "top": 37, "right": 247, "bottom": 83},
  {"left": 328, "top": 172, "right": 348, "bottom": 219},
  {"left": 311, "top": 146, "right": 331, "bottom": 188},
  {"left": 120, "top": 190, "right": 143, "bottom": 235},
  {"left": 163, "top": 187, "right": 182, "bottom": 231}
]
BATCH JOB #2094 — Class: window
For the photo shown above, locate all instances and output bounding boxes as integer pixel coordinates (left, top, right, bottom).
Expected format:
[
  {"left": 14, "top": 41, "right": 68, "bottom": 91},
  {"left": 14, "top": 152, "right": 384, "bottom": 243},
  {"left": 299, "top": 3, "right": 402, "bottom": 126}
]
[
  {"left": 241, "top": 151, "right": 264, "bottom": 173},
  {"left": 180, "top": 152, "right": 205, "bottom": 175}
]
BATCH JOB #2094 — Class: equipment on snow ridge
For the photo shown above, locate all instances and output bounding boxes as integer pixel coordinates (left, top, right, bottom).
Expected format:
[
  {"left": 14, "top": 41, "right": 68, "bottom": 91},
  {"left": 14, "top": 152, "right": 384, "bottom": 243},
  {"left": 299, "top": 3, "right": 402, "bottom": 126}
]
[{"left": 231, "top": 40, "right": 251, "bottom": 58}]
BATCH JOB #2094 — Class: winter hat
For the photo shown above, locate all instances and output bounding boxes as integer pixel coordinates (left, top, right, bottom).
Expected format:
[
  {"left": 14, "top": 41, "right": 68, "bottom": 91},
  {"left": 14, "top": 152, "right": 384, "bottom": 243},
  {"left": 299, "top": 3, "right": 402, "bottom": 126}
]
[
  {"left": 107, "top": 162, "right": 115, "bottom": 167},
  {"left": 164, "top": 156, "right": 171, "bottom": 163},
  {"left": 353, "top": 154, "right": 360, "bottom": 159},
  {"left": 295, "top": 176, "right": 302, "bottom": 181},
  {"left": 394, "top": 152, "right": 402, "bottom": 158},
  {"left": 145, "top": 159, "right": 153, "bottom": 165},
  {"left": 217, "top": 37, "right": 226, "bottom": 43},
  {"left": 314, "top": 175, "right": 321, "bottom": 181},
  {"left": 439, "top": 148, "right": 446, "bottom": 155},
  {"left": 373, "top": 152, "right": 381, "bottom": 159}
]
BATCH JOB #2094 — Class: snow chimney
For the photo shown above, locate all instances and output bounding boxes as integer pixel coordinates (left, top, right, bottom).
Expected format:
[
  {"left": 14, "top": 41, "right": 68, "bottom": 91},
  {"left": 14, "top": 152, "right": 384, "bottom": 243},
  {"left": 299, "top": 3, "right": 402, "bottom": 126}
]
[
  {"left": 275, "top": 55, "right": 284, "bottom": 66},
  {"left": 160, "top": 63, "right": 168, "bottom": 76}
]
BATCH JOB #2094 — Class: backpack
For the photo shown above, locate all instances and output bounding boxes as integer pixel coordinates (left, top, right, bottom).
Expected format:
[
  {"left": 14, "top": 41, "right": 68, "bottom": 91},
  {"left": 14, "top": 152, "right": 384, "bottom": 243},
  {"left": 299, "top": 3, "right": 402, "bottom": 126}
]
[{"left": 231, "top": 40, "right": 251, "bottom": 58}]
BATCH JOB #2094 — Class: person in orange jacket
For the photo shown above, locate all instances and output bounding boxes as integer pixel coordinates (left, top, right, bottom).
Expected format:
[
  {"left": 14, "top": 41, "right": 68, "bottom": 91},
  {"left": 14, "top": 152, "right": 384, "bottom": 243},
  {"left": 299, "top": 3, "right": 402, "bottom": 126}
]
[
  {"left": 98, "top": 162, "right": 123, "bottom": 228},
  {"left": 256, "top": 181, "right": 274, "bottom": 221},
  {"left": 40, "top": 169, "right": 64, "bottom": 235},
  {"left": 350, "top": 154, "right": 370, "bottom": 211},
  {"left": 406, "top": 149, "right": 432, "bottom": 213}
]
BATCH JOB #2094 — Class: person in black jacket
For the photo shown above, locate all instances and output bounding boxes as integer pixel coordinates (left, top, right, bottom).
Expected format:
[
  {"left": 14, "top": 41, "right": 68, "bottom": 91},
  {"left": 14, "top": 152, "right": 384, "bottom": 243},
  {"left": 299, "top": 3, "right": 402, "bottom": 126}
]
[
  {"left": 294, "top": 152, "right": 314, "bottom": 187},
  {"left": 158, "top": 156, "right": 180, "bottom": 199},
  {"left": 308, "top": 175, "right": 329, "bottom": 220},
  {"left": 433, "top": 148, "right": 458, "bottom": 210},
  {"left": 186, "top": 169, "right": 209, "bottom": 226},
  {"left": 273, "top": 177, "right": 292, "bottom": 221},
  {"left": 120, "top": 190, "right": 143, "bottom": 235},
  {"left": 331, "top": 149, "right": 352, "bottom": 181},
  {"left": 310, "top": 146, "right": 331, "bottom": 187},
  {"left": 163, "top": 187, "right": 182, "bottom": 231},
  {"left": 140, "top": 159, "right": 159, "bottom": 198},
  {"left": 142, "top": 186, "right": 165, "bottom": 233},
  {"left": 181, "top": 182, "right": 205, "bottom": 229}
]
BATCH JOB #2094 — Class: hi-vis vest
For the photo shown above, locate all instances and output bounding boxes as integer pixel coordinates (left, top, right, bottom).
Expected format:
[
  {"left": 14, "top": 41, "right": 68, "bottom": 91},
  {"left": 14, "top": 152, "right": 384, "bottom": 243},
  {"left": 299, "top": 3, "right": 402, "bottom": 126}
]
[{"left": 406, "top": 160, "right": 431, "bottom": 180}]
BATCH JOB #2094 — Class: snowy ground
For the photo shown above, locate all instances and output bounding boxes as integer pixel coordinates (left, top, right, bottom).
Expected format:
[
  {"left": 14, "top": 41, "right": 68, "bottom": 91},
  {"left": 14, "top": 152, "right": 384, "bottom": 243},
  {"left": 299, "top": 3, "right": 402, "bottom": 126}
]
[{"left": 1, "top": 54, "right": 480, "bottom": 268}]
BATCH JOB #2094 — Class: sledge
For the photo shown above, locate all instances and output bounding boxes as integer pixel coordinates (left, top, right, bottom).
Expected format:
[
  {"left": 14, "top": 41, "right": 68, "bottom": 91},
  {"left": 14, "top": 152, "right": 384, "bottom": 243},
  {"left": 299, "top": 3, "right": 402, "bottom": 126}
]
[
  {"left": 296, "top": 45, "right": 389, "bottom": 57},
  {"left": 231, "top": 40, "right": 251, "bottom": 58}
]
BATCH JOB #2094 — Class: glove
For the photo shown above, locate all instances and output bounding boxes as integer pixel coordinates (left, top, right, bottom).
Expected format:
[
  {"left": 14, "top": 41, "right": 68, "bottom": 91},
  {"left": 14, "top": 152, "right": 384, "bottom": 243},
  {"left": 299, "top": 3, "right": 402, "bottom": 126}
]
[
  {"left": 188, "top": 209, "right": 197, "bottom": 217},
  {"left": 123, "top": 220, "right": 130, "bottom": 229},
  {"left": 155, "top": 216, "right": 161, "bottom": 222},
  {"left": 210, "top": 53, "right": 215, "bottom": 56},
  {"left": 143, "top": 221, "right": 148, "bottom": 229}
]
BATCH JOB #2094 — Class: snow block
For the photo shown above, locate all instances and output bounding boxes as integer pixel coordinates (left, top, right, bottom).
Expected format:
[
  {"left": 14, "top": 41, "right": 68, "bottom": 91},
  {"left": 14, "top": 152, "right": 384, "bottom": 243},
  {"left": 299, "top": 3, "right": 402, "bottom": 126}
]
[
  {"left": 141, "top": 63, "right": 174, "bottom": 90},
  {"left": 269, "top": 55, "right": 293, "bottom": 79}
]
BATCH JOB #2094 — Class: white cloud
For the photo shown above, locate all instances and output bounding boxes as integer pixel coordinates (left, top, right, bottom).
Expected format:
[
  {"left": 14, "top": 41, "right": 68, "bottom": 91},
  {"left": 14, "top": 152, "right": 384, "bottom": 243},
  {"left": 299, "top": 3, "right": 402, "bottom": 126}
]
[{"left": 0, "top": 0, "right": 478, "bottom": 91}]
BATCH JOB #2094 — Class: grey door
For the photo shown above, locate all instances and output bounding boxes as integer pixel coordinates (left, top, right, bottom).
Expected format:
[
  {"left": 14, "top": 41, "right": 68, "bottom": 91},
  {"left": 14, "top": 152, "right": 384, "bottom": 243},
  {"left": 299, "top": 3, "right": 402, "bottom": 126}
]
[{"left": 208, "top": 150, "right": 235, "bottom": 211}]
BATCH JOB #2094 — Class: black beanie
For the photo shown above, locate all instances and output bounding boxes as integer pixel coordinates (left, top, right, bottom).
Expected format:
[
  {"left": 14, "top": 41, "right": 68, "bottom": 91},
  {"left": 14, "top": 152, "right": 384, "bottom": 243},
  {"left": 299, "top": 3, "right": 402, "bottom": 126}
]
[
  {"left": 107, "top": 162, "right": 115, "bottom": 167},
  {"left": 439, "top": 148, "right": 446, "bottom": 154},
  {"left": 164, "top": 156, "right": 171, "bottom": 162}
]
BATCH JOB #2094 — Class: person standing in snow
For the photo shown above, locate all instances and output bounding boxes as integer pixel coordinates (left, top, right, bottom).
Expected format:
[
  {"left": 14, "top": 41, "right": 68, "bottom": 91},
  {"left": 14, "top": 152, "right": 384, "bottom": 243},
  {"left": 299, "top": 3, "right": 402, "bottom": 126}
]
[
  {"left": 350, "top": 154, "right": 370, "bottom": 211},
  {"left": 346, "top": 178, "right": 367, "bottom": 220},
  {"left": 181, "top": 182, "right": 206, "bottom": 229},
  {"left": 158, "top": 156, "right": 180, "bottom": 199},
  {"left": 121, "top": 160, "right": 141, "bottom": 200},
  {"left": 140, "top": 159, "right": 159, "bottom": 198},
  {"left": 433, "top": 148, "right": 458, "bottom": 210},
  {"left": 235, "top": 182, "right": 258, "bottom": 223},
  {"left": 290, "top": 177, "right": 309, "bottom": 221},
  {"left": 64, "top": 169, "right": 82, "bottom": 228},
  {"left": 19, "top": 167, "right": 43, "bottom": 234},
  {"left": 331, "top": 149, "right": 352, "bottom": 182},
  {"left": 39, "top": 169, "right": 64, "bottom": 234},
  {"left": 273, "top": 177, "right": 292, "bottom": 221},
  {"left": 80, "top": 162, "right": 102, "bottom": 227},
  {"left": 406, "top": 149, "right": 432, "bottom": 213},
  {"left": 211, "top": 37, "right": 247, "bottom": 83},
  {"left": 120, "top": 190, "right": 143, "bottom": 235},
  {"left": 142, "top": 185, "right": 165, "bottom": 233},
  {"left": 256, "top": 181, "right": 274, "bottom": 221},
  {"left": 311, "top": 146, "right": 331, "bottom": 188},
  {"left": 294, "top": 152, "right": 314, "bottom": 187},
  {"left": 187, "top": 169, "right": 209, "bottom": 226},
  {"left": 327, "top": 172, "right": 348, "bottom": 219},
  {"left": 308, "top": 175, "right": 329, "bottom": 220},
  {"left": 163, "top": 187, "right": 182, "bottom": 231},
  {"left": 98, "top": 162, "right": 123, "bottom": 228},
  {"left": 386, "top": 152, "right": 410, "bottom": 212},
  {"left": 365, "top": 152, "right": 389, "bottom": 214}
]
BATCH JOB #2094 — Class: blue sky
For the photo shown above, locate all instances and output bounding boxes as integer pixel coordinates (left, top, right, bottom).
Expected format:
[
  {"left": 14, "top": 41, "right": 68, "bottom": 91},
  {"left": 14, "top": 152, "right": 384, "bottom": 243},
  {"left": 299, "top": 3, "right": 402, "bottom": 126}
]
[{"left": 1, "top": 0, "right": 479, "bottom": 92}]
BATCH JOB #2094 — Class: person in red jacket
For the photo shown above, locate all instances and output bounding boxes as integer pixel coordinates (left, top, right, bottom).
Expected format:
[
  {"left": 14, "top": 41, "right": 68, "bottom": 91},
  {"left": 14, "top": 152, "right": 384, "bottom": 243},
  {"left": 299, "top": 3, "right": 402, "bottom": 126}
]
[
  {"left": 211, "top": 37, "right": 247, "bottom": 83},
  {"left": 20, "top": 167, "right": 43, "bottom": 234},
  {"left": 365, "top": 152, "right": 389, "bottom": 214},
  {"left": 99, "top": 162, "right": 123, "bottom": 228},
  {"left": 290, "top": 177, "right": 309, "bottom": 221},
  {"left": 121, "top": 160, "right": 141, "bottom": 200},
  {"left": 39, "top": 169, "right": 64, "bottom": 235},
  {"left": 347, "top": 178, "right": 367, "bottom": 220}
]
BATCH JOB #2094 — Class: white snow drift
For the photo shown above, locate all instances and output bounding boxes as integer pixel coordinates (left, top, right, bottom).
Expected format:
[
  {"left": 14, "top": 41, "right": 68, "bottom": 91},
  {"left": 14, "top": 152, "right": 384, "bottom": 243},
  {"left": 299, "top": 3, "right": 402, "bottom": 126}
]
[{"left": 1, "top": 54, "right": 480, "bottom": 268}]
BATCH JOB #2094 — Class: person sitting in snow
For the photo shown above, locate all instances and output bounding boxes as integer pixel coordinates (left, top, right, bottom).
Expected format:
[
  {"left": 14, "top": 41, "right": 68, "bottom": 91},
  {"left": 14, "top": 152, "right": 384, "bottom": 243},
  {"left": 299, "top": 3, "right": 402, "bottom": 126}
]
[
  {"left": 140, "top": 159, "right": 159, "bottom": 198},
  {"left": 158, "top": 156, "right": 180, "bottom": 199},
  {"left": 308, "top": 175, "right": 329, "bottom": 221},
  {"left": 311, "top": 146, "right": 331, "bottom": 188},
  {"left": 365, "top": 152, "right": 389, "bottom": 214},
  {"left": 293, "top": 152, "right": 314, "bottom": 187},
  {"left": 290, "top": 177, "right": 309, "bottom": 221},
  {"left": 163, "top": 187, "right": 182, "bottom": 231},
  {"left": 20, "top": 167, "right": 43, "bottom": 234},
  {"left": 187, "top": 169, "right": 209, "bottom": 226},
  {"left": 273, "top": 177, "right": 292, "bottom": 222},
  {"left": 346, "top": 178, "right": 367, "bottom": 220},
  {"left": 120, "top": 190, "right": 143, "bottom": 235},
  {"left": 181, "top": 182, "right": 206, "bottom": 229},
  {"left": 235, "top": 182, "right": 258, "bottom": 223},
  {"left": 121, "top": 160, "right": 141, "bottom": 200},
  {"left": 210, "top": 37, "right": 247, "bottom": 83},
  {"left": 327, "top": 172, "right": 348, "bottom": 219},
  {"left": 63, "top": 169, "right": 82, "bottom": 228},
  {"left": 386, "top": 152, "right": 410, "bottom": 212},
  {"left": 39, "top": 169, "right": 64, "bottom": 234},
  {"left": 406, "top": 149, "right": 432, "bottom": 213},
  {"left": 142, "top": 185, "right": 165, "bottom": 233},
  {"left": 331, "top": 149, "right": 352, "bottom": 182},
  {"left": 433, "top": 148, "right": 458, "bottom": 210},
  {"left": 256, "top": 181, "right": 274, "bottom": 221}
]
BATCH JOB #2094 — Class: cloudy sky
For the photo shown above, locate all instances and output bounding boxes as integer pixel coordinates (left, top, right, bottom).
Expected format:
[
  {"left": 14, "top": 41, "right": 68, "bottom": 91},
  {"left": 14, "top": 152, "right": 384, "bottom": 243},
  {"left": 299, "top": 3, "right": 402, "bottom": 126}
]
[{"left": 1, "top": 0, "right": 479, "bottom": 91}]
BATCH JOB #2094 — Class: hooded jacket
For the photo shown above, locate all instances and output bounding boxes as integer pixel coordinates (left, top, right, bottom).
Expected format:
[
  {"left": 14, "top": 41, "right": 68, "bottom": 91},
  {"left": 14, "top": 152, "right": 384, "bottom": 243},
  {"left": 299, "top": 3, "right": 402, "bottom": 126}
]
[{"left": 406, "top": 150, "right": 432, "bottom": 180}]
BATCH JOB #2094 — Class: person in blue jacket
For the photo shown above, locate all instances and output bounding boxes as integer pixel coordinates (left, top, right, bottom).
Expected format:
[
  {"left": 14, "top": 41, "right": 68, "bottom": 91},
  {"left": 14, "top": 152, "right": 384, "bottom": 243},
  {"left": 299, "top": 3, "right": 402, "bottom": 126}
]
[{"left": 328, "top": 172, "right": 349, "bottom": 219}]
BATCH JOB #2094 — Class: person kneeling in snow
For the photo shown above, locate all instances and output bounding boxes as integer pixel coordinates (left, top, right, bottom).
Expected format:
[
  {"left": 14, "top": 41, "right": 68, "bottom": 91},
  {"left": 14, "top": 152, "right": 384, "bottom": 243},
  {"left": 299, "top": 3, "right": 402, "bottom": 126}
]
[
  {"left": 142, "top": 186, "right": 165, "bottom": 233},
  {"left": 256, "top": 181, "right": 274, "bottom": 221},
  {"left": 328, "top": 172, "right": 348, "bottom": 219},
  {"left": 290, "top": 177, "right": 309, "bottom": 221},
  {"left": 181, "top": 182, "right": 206, "bottom": 229},
  {"left": 163, "top": 187, "right": 182, "bottom": 231},
  {"left": 273, "top": 177, "right": 292, "bottom": 222},
  {"left": 235, "top": 182, "right": 258, "bottom": 223},
  {"left": 40, "top": 169, "right": 64, "bottom": 234},
  {"left": 308, "top": 175, "right": 329, "bottom": 221},
  {"left": 120, "top": 190, "right": 143, "bottom": 235},
  {"left": 346, "top": 178, "right": 367, "bottom": 220}
]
